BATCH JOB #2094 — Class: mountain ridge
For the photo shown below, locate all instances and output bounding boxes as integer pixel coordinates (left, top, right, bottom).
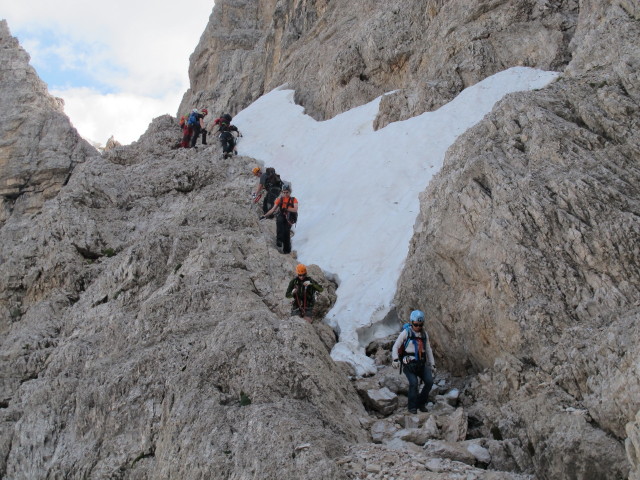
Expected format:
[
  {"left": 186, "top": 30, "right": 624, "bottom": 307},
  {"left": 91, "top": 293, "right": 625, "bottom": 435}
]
[{"left": 1, "top": 1, "right": 639, "bottom": 478}]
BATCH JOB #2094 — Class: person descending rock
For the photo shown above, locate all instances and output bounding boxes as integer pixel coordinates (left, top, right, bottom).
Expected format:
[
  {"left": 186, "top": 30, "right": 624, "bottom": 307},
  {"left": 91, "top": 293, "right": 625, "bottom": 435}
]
[
  {"left": 391, "top": 310, "right": 436, "bottom": 414},
  {"left": 189, "top": 108, "right": 208, "bottom": 147},
  {"left": 255, "top": 167, "right": 283, "bottom": 214},
  {"left": 211, "top": 113, "right": 241, "bottom": 158},
  {"left": 219, "top": 123, "right": 241, "bottom": 158},
  {"left": 285, "top": 264, "right": 323, "bottom": 323},
  {"left": 179, "top": 113, "right": 193, "bottom": 148},
  {"left": 261, "top": 184, "right": 297, "bottom": 254},
  {"left": 212, "top": 112, "right": 232, "bottom": 129}
]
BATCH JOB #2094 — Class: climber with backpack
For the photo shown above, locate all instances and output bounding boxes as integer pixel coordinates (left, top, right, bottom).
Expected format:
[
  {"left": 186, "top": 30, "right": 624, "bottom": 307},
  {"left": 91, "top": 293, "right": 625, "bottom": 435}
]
[
  {"left": 219, "top": 124, "right": 240, "bottom": 158},
  {"left": 260, "top": 184, "right": 297, "bottom": 254},
  {"left": 254, "top": 167, "right": 283, "bottom": 214},
  {"left": 391, "top": 310, "right": 436, "bottom": 414},
  {"left": 189, "top": 108, "right": 208, "bottom": 147},
  {"left": 212, "top": 113, "right": 233, "bottom": 129},
  {"left": 285, "top": 264, "right": 323, "bottom": 323},
  {"left": 179, "top": 113, "right": 193, "bottom": 148}
]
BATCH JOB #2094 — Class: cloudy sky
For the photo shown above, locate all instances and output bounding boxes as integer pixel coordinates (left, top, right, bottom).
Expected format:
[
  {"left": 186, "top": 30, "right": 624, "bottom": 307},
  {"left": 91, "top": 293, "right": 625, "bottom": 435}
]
[{"left": 3, "top": 0, "right": 213, "bottom": 145}]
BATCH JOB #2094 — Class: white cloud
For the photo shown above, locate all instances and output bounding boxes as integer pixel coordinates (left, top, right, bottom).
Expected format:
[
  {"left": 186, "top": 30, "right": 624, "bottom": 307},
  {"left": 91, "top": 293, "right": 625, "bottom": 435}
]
[
  {"left": 52, "top": 87, "right": 183, "bottom": 145},
  {"left": 2, "top": 0, "right": 213, "bottom": 145}
]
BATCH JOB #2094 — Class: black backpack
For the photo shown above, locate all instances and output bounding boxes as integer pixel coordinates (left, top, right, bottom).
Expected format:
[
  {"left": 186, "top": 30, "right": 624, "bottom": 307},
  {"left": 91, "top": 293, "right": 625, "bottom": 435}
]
[
  {"left": 265, "top": 173, "right": 282, "bottom": 197},
  {"left": 279, "top": 196, "right": 297, "bottom": 225}
]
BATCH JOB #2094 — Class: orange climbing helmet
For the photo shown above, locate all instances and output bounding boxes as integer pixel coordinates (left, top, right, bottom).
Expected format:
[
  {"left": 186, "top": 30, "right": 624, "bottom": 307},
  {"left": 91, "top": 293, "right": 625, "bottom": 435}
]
[
  {"left": 252, "top": 167, "right": 261, "bottom": 175},
  {"left": 296, "top": 264, "right": 307, "bottom": 275}
]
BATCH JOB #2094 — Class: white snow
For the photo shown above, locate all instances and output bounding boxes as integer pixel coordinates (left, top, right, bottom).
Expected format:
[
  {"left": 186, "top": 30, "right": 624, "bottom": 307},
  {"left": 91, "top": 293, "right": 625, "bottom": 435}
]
[{"left": 234, "top": 67, "right": 559, "bottom": 375}]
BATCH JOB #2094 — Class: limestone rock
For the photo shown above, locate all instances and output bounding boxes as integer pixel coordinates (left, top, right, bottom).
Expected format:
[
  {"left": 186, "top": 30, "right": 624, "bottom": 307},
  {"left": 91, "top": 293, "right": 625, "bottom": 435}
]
[
  {"left": 627, "top": 410, "right": 640, "bottom": 480},
  {"left": 423, "top": 415, "right": 441, "bottom": 440},
  {"left": 0, "top": 116, "right": 368, "bottom": 479},
  {"left": 361, "top": 387, "right": 398, "bottom": 416},
  {"left": 370, "top": 420, "right": 398, "bottom": 444},
  {"left": 463, "top": 439, "right": 492, "bottom": 466},
  {"left": 0, "top": 21, "right": 97, "bottom": 224},
  {"left": 441, "top": 407, "right": 468, "bottom": 443},
  {"left": 180, "top": 0, "right": 578, "bottom": 125},
  {"left": 394, "top": 3, "right": 639, "bottom": 478},
  {"left": 2, "top": 0, "right": 640, "bottom": 478},
  {"left": 379, "top": 367, "right": 409, "bottom": 394},
  {"left": 104, "top": 135, "right": 122, "bottom": 151},
  {"left": 423, "top": 439, "right": 478, "bottom": 466}
]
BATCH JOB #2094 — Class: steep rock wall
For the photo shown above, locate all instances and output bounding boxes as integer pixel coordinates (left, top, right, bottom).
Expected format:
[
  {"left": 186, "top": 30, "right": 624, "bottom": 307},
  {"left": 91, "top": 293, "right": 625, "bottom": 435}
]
[
  {"left": 0, "top": 26, "right": 368, "bottom": 477},
  {"left": 395, "top": 2, "right": 639, "bottom": 479},
  {"left": 179, "top": 0, "right": 578, "bottom": 124},
  {"left": 0, "top": 114, "right": 367, "bottom": 478},
  {"left": 0, "top": 21, "right": 97, "bottom": 225}
]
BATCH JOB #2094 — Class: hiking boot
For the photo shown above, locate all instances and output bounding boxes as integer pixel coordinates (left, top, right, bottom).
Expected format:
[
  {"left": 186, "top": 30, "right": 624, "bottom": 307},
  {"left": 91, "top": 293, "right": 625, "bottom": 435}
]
[
  {"left": 418, "top": 405, "right": 428, "bottom": 412},
  {"left": 408, "top": 408, "right": 417, "bottom": 414}
]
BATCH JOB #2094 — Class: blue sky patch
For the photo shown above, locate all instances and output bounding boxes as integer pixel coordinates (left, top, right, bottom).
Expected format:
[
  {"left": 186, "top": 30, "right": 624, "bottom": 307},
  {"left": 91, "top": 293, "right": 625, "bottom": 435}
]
[{"left": 14, "top": 27, "right": 125, "bottom": 94}]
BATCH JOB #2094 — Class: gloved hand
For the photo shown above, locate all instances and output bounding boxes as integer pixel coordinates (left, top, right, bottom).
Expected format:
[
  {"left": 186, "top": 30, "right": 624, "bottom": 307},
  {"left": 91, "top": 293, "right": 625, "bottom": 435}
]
[
  {"left": 392, "top": 359, "right": 400, "bottom": 369},
  {"left": 292, "top": 288, "right": 297, "bottom": 294},
  {"left": 251, "top": 193, "right": 257, "bottom": 198},
  {"left": 303, "top": 281, "right": 311, "bottom": 287}
]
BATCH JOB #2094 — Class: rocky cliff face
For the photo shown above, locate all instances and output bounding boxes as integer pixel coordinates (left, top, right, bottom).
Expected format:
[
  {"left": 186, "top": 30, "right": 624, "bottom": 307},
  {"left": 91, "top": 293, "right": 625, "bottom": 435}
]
[
  {"left": 180, "top": 0, "right": 578, "bottom": 124},
  {"left": 180, "top": 0, "right": 638, "bottom": 478},
  {"left": 394, "top": 1, "right": 639, "bottom": 479},
  {"left": 0, "top": 20, "right": 97, "bottom": 225},
  {"left": 0, "top": 110, "right": 368, "bottom": 477},
  {"left": 2, "top": 0, "right": 639, "bottom": 479}
]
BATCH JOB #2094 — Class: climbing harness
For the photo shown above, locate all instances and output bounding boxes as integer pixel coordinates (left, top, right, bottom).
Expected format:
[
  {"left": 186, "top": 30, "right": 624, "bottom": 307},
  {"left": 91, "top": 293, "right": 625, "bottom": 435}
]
[{"left": 294, "top": 281, "right": 308, "bottom": 317}]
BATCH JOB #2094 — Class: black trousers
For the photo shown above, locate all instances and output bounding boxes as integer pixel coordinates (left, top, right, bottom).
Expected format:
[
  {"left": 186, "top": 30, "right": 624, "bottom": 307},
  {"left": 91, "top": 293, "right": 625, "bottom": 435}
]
[
  {"left": 220, "top": 135, "right": 236, "bottom": 154},
  {"left": 190, "top": 125, "right": 202, "bottom": 147},
  {"left": 276, "top": 215, "right": 291, "bottom": 253},
  {"left": 263, "top": 192, "right": 277, "bottom": 214},
  {"left": 404, "top": 362, "right": 433, "bottom": 410}
]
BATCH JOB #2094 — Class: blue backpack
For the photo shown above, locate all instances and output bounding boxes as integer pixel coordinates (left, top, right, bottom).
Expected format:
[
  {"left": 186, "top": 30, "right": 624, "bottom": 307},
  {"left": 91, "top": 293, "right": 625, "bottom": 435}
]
[
  {"left": 187, "top": 111, "right": 199, "bottom": 126},
  {"left": 397, "top": 323, "right": 426, "bottom": 361}
]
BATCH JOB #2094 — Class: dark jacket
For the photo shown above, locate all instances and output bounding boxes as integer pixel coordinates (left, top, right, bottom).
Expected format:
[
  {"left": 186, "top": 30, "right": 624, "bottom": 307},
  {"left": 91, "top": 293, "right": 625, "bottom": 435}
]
[{"left": 285, "top": 275, "right": 323, "bottom": 307}]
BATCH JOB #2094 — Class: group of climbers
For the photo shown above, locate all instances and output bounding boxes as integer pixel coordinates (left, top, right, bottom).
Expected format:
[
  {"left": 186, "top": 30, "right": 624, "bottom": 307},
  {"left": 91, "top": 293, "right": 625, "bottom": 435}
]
[
  {"left": 254, "top": 166, "right": 297, "bottom": 255},
  {"left": 249, "top": 162, "right": 435, "bottom": 413},
  {"left": 250, "top": 166, "right": 313, "bottom": 320},
  {"left": 178, "top": 109, "right": 242, "bottom": 157},
  {"left": 179, "top": 108, "right": 208, "bottom": 148}
]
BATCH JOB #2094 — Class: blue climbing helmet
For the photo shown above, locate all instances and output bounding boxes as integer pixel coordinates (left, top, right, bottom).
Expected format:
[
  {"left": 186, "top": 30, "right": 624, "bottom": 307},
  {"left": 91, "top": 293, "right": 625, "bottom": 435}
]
[{"left": 410, "top": 310, "right": 425, "bottom": 323}]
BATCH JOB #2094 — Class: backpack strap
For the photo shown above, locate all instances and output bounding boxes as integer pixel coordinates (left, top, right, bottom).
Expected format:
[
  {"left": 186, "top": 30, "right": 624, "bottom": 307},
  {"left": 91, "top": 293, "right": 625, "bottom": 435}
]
[
  {"left": 293, "top": 277, "right": 308, "bottom": 316},
  {"left": 404, "top": 329, "right": 426, "bottom": 361}
]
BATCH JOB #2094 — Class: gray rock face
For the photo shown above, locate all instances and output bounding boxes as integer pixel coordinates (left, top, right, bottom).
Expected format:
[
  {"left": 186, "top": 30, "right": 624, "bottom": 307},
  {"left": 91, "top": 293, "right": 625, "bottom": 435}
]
[
  {"left": 395, "top": 2, "right": 639, "bottom": 479},
  {"left": 0, "top": 116, "right": 368, "bottom": 478},
  {"left": 628, "top": 410, "right": 640, "bottom": 480},
  {"left": 2, "top": 0, "right": 640, "bottom": 479},
  {"left": 0, "top": 21, "right": 97, "bottom": 224},
  {"left": 180, "top": 0, "right": 578, "bottom": 125}
]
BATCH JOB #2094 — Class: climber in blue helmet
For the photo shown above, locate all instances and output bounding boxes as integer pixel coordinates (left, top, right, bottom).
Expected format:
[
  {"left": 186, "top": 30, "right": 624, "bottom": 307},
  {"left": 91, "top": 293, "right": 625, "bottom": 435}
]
[{"left": 391, "top": 309, "right": 436, "bottom": 414}]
